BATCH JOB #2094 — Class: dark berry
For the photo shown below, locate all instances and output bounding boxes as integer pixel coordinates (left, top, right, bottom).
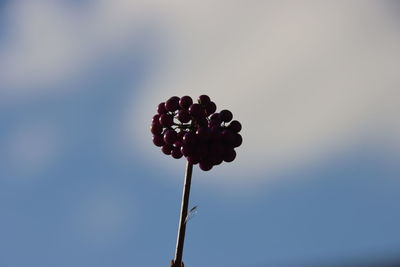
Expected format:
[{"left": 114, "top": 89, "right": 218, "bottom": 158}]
[
  {"left": 223, "top": 149, "right": 236, "bottom": 162},
  {"left": 210, "top": 155, "right": 223, "bottom": 165},
  {"left": 221, "top": 129, "right": 235, "bottom": 144},
  {"left": 157, "top": 102, "right": 167, "bottom": 114},
  {"left": 164, "top": 129, "right": 177, "bottom": 145},
  {"left": 198, "top": 95, "right": 211, "bottom": 105},
  {"left": 189, "top": 103, "right": 204, "bottom": 118},
  {"left": 174, "top": 141, "right": 183, "bottom": 148},
  {"left": 152, "top": 114, "right": 160, "bottom": 124},
  {"left": 195, "top": 145, "right": 208, "bottom": 159},
  {"left": 210, "top": 113, "right": 220, "bottom": 121},
  {"left": 179, "top": 96, "right": 193, "bottom": 109},
  {"left": 177, "top": 110, "right": 191, "bottom": 123},
  {"left": 151, "top": 123, "right": 162, "bottom": 134},
  {"left": 209, "top": 142, "right": 224, "bottom": 156},
  {"left": 232, "top": 134, "right": 242, "bottom": 147},
  {"left": 228, "top": 120, "right": 241, "bottom": 133},
  {"left": 197, "top": 117, "right": 208, "bottom": 127},
  {"left": 171, "top": 147, "right": 183, "bottom": 159},
  {"left": 205, "top": 101, "right": 217, "bottom": 116},
  {"left": 162, "top": 144, "right": 173, "bottom": 155},
  {"left": 196, "top": 127, "right": 210, "bottom": 141},
  {"left": 183, "top": 131, "right": 197, "bottom": 145},
  {"left": 208, "top": 119, "right": 221, "bottom": 127},
  {"left": 153, "top": 134, "right": 165, "bottom": 147},
  {"left": 181, "top": 144, "right": 195, "bottom": 157},
  {"left": 219, "top": 110, "right": 233, "bottom": 122},
  {"left": 165, "top": 96, "right": 180, "bottom": 112},
  {"left": 199, "top": 160, "right": 213, "bottom": 171},
  {"left": 210, "top": 126, "right": 222, "bottom": 141},
  {"left": 159, "top": 114, "right": 173, "bottom": 127},
  {"left": 177, "top": 131, "right": 185, "bottom": 141}
]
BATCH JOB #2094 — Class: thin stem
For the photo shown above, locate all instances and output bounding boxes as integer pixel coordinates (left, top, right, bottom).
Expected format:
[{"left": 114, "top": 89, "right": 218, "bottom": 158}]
[{"left": 173, "top": 161, "right": 193, "bottom": 266}]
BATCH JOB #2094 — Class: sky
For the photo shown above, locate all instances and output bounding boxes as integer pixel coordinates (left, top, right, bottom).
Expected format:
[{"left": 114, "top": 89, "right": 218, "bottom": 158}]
[{"left": 1, "top": 0, "right": 400, "bottom": 266}]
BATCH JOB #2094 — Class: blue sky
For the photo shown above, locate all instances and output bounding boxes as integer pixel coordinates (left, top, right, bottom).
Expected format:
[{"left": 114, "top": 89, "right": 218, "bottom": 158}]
[{"left": 1, "top": 1, "right": 400, "bottom": 266}]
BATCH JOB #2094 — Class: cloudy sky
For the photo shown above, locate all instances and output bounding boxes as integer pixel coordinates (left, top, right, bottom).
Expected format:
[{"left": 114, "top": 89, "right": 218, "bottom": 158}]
[{"left": 1, "top": 1, "right": 400, "bottom": 266}]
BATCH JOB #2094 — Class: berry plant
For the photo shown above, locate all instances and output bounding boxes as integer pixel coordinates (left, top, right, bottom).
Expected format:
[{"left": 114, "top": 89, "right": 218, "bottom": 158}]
[
  {"left": 151, "top": 95, "right": 242, "bottom": 171},
  {"left": 151, "top": 95, "right": 243, "bottom": 267}
]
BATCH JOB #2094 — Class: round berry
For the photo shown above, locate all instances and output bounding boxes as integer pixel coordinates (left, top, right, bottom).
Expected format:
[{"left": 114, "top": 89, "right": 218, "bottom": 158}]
[
  {"left": 181, "top": 144, "right": 194, "bottom": 157},
  {"left": 196, "top": 145, "right": 208, "bottom": 159},
  {"left": 179, "top": 96, "right": 193, "bottom": 109},
  {"left": 198, "top": 95, "right": 211, "bottom": 105},
  {"left": 157, "top": 102, "right": 167, "bottom": 114},
  {"left": 223, "top": 149, "right": 236, "bottom": 162},
  {"left": 210, "top": 113, "right": 221, "bottom": 121},
  {"left": 177, "top": 131, "right": 185, "bottom": 141},
  {"left": 232, "top": 134, "right": 242, "bottom": 147},
  {"left": 199, "top": 160, "right": 213, "bottom": 171},
  {"left": 210, "top": 155, "right": 223, "bottom": 165},
  {"left": 189, "top": 103, "right": 204, "bottom": 118},
  {"left": 150, "top": 123, "right": 162, "bottom": 134},
  {"left": 152, "top": 114, "right": 160, "bottom": 124},
  {"left": 228, "top": 120, "right": 241, "bottom": 133},
  {"left": 210, "top": 126, "right": 222, "bottom": 141},
  {"left": 174, "top": 141, "right": 183, "bottom": 148},
  {"left": 153, "top": 134, "right": 165, "bottom": 147},
  {"left": 171, "top": 147, "right": 183, "bottom": 159},
  {"left": 183, "top": 131, "right": 197, "bottom": 145},
  {"left": 221, "top": 129, "right": 235, "bottom": 144},
  {"left": 208, "top": 119, "right": 221, "bottom": 127},
  {"left": 196, "top": 127, "right": 210, "bottom": 141},
  {"left": 159, "top": 114, "right": 173, "bottom": 127},
  {"left": 205, "top": 101, "right": 217, "bottom": 116},
  {"left": 219, "top": 110, "right": 233, "bottom": 122},
  {"left": 177, "top": 110, "right": 191, "bottom": 123},
  {"left": 162, "top": 144, "right": 173, "bottom": 155},
  {"left": 209, "top": 142, "right": 224, "bottom": 156},
  {"left": 164, "top": 130, "right": 177, "bottom": 145},
  {"left": 197, "top": 117, "right": 208, "bottom": 127},
  {"left": 165, "top": 96, "right": 180, "bottom": 112}
]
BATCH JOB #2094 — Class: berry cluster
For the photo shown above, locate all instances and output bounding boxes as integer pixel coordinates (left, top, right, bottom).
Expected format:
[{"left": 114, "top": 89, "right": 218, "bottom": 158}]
[{"left": 151, "top": 95, "right": 242, "bottom": 171}]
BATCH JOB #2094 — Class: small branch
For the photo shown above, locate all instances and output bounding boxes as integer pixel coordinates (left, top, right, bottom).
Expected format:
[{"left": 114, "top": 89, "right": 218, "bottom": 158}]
[{"left": 172, "top": 161, "right": 193, "bottom": 266}]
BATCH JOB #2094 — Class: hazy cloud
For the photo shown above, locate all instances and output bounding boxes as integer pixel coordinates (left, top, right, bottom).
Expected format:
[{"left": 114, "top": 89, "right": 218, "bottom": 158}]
[
  {"left": 1, "top": 0, "right": 399, "bottom": 182},
  {"left": 132, "top": 1, "right": 400, "bottom": 180}
]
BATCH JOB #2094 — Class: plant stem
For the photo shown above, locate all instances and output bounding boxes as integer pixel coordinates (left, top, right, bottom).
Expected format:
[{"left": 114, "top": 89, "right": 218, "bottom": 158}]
[{"left": 173, "top": 161, "right": 193, "bottom": 266}]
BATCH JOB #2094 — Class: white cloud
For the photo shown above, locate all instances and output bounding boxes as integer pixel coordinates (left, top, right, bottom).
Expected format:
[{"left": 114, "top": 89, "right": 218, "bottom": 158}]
[
  {"left": 1, "top": 1, "right": 399, "bottom": 182},
  {"left": 0, "top": 0, "right": 156, "bottom": 94},
  {"left": 130, "top": 1, "right": 400, "bottom": 181}
]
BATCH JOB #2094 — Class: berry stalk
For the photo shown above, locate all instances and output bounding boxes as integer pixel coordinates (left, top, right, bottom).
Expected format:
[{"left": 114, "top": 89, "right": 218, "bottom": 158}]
[{"left": 172, "top": 161, "right": 193, "bottom": 267}]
